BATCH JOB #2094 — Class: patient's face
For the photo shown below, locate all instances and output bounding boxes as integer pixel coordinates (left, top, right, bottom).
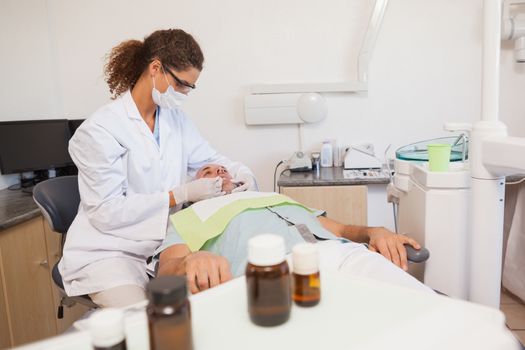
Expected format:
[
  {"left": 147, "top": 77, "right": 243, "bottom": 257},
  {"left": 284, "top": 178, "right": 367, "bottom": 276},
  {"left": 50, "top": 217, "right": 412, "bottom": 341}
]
[{"left": 196, "top": 164, "right": 235, "bottom": 193}]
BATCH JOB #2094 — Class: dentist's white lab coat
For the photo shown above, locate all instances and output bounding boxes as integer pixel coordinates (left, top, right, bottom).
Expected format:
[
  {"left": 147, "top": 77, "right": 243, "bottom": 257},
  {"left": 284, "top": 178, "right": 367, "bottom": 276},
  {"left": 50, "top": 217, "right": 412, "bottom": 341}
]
[{"left": 59, "top": 91, "right": 254, "bottom": 296}]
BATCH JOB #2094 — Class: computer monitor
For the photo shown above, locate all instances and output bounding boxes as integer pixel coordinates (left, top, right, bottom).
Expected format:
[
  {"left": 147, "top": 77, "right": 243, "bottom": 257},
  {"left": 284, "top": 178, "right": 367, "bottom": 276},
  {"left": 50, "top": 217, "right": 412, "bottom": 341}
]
[
  {"left": 68, "top": 119, "right": 85, "bottom": 137},
  {"left": 0, "top": 119, "right": 73, "bottom": 175}
]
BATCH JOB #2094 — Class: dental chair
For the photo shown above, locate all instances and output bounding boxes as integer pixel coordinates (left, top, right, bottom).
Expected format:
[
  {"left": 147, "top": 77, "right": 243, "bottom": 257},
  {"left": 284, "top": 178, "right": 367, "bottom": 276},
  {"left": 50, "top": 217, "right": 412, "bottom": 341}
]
[
  {"left": 33, "top": 175, "right": 98, "bottom": 319},
  {"left": 32, "top": 175, "right": 430, "bottom": 321}
]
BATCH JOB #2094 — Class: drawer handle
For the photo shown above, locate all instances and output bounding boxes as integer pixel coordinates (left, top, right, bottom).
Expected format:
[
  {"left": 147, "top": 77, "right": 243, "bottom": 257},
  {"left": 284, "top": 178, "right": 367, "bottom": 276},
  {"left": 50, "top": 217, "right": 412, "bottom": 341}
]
[{"left": 39, "top": 260, "right": 49, "bottom": 268}]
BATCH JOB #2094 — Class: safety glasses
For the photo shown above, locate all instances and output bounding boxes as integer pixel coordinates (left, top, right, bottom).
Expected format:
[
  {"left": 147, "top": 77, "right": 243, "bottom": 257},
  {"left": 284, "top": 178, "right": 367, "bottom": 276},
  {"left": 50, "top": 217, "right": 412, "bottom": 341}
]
[{"left": 162, "top": 64, "right": 196, "bottom": 92}]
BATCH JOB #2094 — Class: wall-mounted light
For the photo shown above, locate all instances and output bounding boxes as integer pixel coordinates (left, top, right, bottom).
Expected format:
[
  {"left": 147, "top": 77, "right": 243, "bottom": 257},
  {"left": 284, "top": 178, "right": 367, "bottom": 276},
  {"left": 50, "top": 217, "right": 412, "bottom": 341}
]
[
  {"left": 244, "top": 92, "right": 327, "bottom": 173},
  {"left": 244, "top": 92, "right": 327, "bottom": 125},
  {"left": 296, "top": 93, "right": 327, "bottom": 124}
]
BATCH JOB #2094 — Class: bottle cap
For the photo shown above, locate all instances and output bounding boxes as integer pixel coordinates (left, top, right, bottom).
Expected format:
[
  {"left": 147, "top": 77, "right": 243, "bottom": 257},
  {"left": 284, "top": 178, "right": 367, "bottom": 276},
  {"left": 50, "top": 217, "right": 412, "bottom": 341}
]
[
  {"left": 88, "top": 308, "right": 125, "bottom": 348},
  {"left": 146, "top": 275, "right": 188, "bottom": 306},
  {"left": 248, "top": 234, "right": 286, "bottom": 266},
  {"left": 292, "top": 242, "right": 320, "bottom": 275}
]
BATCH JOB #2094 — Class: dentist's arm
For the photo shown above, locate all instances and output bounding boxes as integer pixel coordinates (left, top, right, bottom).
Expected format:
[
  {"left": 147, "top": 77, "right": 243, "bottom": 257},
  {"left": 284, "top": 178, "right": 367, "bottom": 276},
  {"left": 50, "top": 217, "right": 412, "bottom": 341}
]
[
  {"left": 72, "top": 122, "right": 224, "bottom": 241},
  {"left": 71, "top": 123, "right": 169, "bottom": 241},
  {"left": 158, "top": 244, "right": 233, "bottom": 294}
]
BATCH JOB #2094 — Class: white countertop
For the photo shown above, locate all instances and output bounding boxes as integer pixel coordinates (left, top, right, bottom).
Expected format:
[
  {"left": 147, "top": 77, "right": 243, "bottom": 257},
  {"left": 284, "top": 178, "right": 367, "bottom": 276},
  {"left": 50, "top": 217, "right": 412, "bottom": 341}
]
[{"left": 17, "top": 270, "right": 520, "bottom": 350}]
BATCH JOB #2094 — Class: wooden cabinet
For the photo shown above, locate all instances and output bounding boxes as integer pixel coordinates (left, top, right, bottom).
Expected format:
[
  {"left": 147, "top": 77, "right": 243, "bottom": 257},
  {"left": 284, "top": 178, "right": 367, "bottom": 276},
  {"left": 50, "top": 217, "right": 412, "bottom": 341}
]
[
  {"left": 0, "top": 250, "right": 12, "bottom": 349},
  {"left": 280, "top": 185, "right": 368, "bottom": 225},
  {"left": 0, "top": 217, "right": 56, "bottom": 347},
  {"left": 0, "top": 216, "right": 88, "bottom": 348}
]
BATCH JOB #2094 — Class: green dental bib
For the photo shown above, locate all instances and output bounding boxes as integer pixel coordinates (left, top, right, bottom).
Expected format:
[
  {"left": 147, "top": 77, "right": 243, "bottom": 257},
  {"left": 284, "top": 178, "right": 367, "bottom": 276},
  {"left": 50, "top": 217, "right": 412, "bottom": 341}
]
[{"left": 170, "top": 194, "right": 312, "bottom": 251}]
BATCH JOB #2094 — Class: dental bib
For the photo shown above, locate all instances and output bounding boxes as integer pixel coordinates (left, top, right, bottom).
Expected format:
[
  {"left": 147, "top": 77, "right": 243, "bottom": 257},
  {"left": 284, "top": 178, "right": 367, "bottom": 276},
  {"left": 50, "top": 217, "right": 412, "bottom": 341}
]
[{"left": 170, "top": 191, "right": 312, "bottom": 251}]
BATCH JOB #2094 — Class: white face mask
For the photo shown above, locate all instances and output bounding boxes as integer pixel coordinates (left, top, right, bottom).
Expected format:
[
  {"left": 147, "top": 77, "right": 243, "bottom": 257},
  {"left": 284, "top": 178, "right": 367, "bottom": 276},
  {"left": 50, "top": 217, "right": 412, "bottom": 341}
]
[{"left": 151, "top": 72, "right": 188, "bottom": 110}]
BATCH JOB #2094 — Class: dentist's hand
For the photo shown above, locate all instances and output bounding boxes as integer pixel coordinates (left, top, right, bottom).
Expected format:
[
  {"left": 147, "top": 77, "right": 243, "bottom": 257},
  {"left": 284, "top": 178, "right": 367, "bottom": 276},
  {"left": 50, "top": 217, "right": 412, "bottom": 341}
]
[
  {"left": 172, "top": 177, "right": 224, "bottom": 204},
  {"left": 367, "top": 228, "right": 421, "bottom": 271},
  {"left": 231, "top": 173, "right": 257, "bottom": 193}
]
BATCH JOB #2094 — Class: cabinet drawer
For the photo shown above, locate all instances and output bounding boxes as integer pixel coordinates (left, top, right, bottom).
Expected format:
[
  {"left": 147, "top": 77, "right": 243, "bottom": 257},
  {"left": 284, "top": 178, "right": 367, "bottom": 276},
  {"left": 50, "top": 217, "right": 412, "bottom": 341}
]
[{"left": 281, "top": 185, "right": 367, "bottom": 225}]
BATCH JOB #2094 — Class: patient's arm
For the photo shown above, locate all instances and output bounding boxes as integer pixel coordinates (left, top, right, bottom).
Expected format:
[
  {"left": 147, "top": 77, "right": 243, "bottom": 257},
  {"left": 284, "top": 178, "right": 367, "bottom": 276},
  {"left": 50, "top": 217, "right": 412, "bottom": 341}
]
[
  {"left": 159, "top": 244, "right": 233, "bottom": 294},
  {"left": 317, "top": 216, "right": 369, "bottom": 242},
  {"left": 317, "top": 216, "right": 420, "bottom": 271},
  {"left": 158, "top": 244, "right": 191, "bottom": 276}
]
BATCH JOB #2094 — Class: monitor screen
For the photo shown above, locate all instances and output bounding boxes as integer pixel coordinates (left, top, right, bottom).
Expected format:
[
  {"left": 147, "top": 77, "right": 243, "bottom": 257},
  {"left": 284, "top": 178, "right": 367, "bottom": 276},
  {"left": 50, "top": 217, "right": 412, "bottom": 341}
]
[
  {"left": 68, "top": 119, "right": 84, "bottom": 137},
  {"left": 0, "top": 119, "right": 73, "bottom": 174}
]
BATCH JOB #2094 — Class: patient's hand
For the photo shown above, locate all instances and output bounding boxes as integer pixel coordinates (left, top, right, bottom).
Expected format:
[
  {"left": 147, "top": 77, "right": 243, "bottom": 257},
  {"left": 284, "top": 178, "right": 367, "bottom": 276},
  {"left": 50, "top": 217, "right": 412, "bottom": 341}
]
[
  {"left": 367, "top": 228, "right": 421, "bottom": 271},
  {"left": 181, "top": 251, "right": 233, "bottom": 294}
]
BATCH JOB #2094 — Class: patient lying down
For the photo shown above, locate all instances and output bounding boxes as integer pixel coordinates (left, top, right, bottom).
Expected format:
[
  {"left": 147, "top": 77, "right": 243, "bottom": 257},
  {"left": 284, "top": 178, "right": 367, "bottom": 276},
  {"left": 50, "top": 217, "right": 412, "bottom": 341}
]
[{"left": 158, "top": 164, "right": 431, "bottom": 294}]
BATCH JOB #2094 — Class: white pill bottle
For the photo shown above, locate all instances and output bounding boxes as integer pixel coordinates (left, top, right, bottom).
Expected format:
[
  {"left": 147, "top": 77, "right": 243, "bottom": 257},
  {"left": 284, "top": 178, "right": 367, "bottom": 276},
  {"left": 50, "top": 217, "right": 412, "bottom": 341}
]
[{"left": 320, "top": 141, "right": 333, "bottom": 167}]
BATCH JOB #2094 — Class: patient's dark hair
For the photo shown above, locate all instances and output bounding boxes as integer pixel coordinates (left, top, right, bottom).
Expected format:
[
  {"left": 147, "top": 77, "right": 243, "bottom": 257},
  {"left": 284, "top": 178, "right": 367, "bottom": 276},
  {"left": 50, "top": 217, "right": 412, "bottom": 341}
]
[{"left": 104, "top": 29, "right": 204, "bottom": 98}]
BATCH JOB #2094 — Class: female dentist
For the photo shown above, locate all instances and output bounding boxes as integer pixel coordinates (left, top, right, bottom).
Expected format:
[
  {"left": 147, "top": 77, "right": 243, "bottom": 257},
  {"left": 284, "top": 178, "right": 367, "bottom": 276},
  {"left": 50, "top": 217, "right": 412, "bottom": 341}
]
[{"left": 58, "top": 29, "right": 256, "bottom": 308}]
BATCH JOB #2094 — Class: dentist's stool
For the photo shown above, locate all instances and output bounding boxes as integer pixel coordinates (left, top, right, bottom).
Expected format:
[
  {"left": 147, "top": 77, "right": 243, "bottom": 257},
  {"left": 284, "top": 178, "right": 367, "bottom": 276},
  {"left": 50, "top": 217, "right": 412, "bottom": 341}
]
[{"left": 33, "top": 175, "right": 98, "bottom": 318}]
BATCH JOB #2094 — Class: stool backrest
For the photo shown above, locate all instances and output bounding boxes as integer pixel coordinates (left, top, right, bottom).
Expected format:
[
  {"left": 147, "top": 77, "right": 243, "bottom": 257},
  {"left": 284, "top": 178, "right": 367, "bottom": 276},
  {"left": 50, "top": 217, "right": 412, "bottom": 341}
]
[{"left": 33, "top": 176, "right": 80, "bottom": 234}]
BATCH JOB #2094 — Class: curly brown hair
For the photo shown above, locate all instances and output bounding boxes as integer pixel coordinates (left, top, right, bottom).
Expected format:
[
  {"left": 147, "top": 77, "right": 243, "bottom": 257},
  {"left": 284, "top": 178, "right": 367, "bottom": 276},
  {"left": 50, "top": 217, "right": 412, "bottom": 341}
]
[{"left": 104, "top": 29, "right": 204, "bottom": 98}]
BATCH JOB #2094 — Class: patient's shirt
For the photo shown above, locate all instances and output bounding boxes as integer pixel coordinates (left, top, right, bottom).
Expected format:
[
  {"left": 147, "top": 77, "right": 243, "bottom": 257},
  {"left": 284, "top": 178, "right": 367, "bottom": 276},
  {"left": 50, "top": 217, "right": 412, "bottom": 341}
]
[{"left": 157, "top": 204, "right": 344, "bottom": 277}]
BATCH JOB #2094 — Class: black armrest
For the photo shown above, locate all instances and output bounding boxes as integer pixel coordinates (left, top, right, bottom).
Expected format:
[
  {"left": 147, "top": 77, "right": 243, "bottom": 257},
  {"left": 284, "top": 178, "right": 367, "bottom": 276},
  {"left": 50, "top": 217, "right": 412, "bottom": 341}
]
[{"left": 405, "top": 244, "right": 430, "bottom": 263}]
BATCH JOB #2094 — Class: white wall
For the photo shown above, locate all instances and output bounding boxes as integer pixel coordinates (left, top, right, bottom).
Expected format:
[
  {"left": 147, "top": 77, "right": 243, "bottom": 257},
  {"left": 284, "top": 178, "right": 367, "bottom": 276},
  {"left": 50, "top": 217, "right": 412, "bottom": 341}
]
[
  {"left": 0, "top": 0, "right": 61, "bottom": 189},
  {"left": 1, "top": 0, "right": 525, "bottom": 228}
]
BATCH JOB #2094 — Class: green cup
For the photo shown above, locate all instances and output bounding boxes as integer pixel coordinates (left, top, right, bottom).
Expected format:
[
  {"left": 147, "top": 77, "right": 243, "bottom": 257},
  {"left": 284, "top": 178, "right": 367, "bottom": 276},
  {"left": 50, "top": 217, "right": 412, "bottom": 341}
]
[{"left": 427, "top": 144, "right": 451, "bottom": 172}]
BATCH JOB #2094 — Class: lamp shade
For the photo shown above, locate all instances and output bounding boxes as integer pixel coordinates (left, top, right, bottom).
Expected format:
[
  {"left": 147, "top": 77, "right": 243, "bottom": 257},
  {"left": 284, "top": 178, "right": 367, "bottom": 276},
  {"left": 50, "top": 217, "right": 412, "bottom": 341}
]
[{"left": 296, "top": 93, "right": 327, "bottom": 123}]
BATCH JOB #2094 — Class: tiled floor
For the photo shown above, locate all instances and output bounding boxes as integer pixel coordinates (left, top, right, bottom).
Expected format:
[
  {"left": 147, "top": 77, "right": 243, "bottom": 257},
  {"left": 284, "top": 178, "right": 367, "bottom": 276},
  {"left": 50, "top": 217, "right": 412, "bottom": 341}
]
[{"left": 500, "top": 288, "right": 525, "bottom": 346}]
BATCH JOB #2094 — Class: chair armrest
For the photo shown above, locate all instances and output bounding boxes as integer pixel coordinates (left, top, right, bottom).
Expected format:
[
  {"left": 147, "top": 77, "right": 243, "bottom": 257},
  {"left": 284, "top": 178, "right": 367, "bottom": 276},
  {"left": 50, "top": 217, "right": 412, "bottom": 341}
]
[{"left": 405, "top": 244, "right": 430, "bottom": 263}]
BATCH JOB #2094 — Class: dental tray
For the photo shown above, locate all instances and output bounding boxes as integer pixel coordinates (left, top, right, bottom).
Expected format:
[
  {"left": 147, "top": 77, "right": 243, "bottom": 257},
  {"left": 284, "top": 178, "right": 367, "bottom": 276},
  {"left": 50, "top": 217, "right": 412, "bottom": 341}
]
[{"left": 395, "top": 136, "right": 468, "bottom": 162}]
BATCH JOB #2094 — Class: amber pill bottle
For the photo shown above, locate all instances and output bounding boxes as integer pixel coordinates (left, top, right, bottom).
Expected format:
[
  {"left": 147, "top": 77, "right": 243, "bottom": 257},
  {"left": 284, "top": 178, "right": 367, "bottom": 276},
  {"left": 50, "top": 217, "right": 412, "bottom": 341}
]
[
  {"left": 146, "top": 276, "right": 193, "bottom": 350},
  {"left": 246, "top": 234, "right": 292, "bottom": 327},
  {"left": 292, "top": 242, "right": 321, "bottom": 307}
]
